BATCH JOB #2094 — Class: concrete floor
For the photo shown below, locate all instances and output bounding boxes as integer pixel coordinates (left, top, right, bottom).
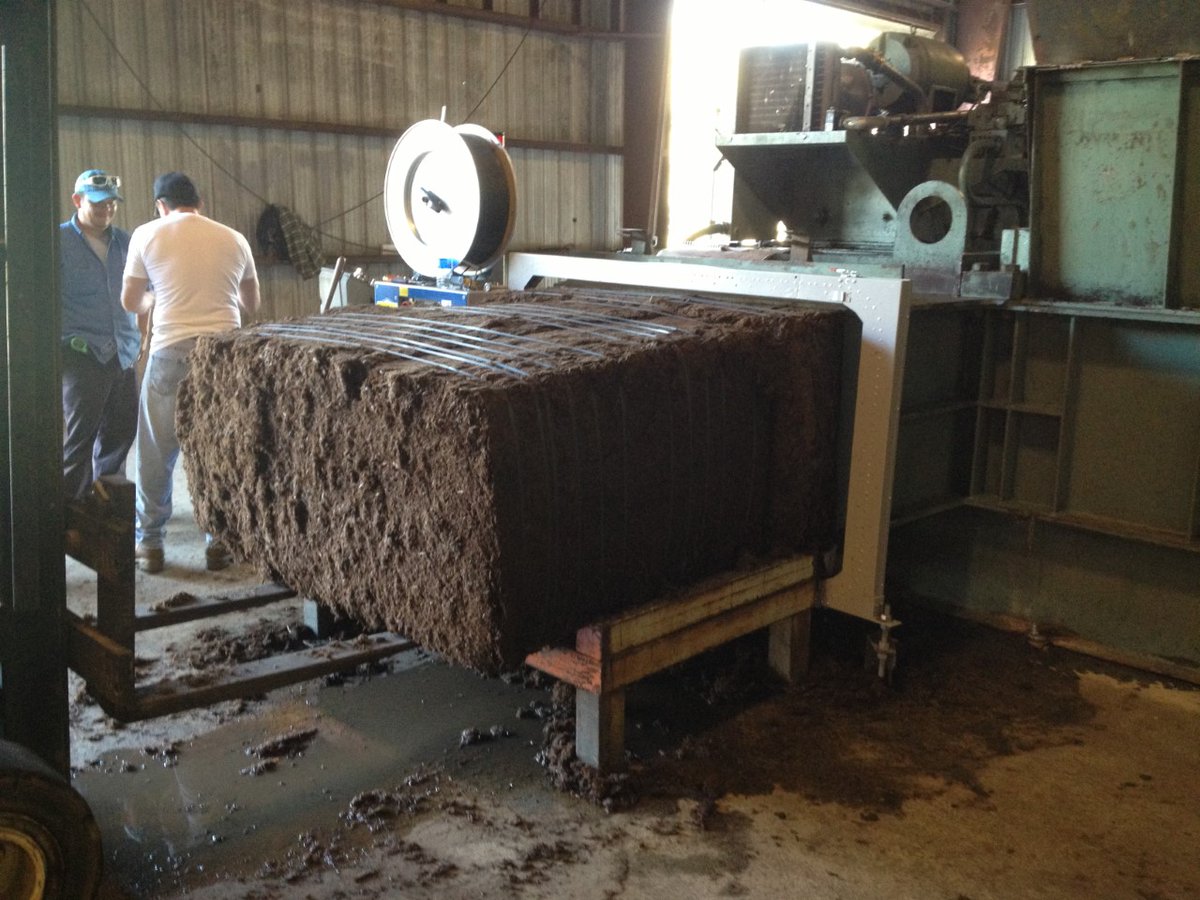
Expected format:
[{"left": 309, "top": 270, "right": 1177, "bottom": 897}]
[{"left": 68, "top": 470, "right": 1200, "bottom": 899}]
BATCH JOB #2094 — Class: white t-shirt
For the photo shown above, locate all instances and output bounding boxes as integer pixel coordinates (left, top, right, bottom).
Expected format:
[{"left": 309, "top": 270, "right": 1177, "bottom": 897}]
[{"left": 124, "top": 210, "right": 258, "bottom": 352}]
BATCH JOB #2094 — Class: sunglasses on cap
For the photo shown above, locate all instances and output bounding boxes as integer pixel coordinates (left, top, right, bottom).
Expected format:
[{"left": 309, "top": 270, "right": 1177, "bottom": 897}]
[{"left": 82, "top": 174, "right": 121, "bottom": 189}]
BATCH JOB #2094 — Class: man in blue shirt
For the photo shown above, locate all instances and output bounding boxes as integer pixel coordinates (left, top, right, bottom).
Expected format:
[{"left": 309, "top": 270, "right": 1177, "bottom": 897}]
[{"left": 60, "top": 168, "right": 142, "bottom": 499}]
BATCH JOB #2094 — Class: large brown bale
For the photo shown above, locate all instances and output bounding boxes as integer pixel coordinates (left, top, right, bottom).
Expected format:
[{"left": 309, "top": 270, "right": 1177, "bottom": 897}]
[{"left": 178, "top": 290, "right": 844, "bottom": 672}]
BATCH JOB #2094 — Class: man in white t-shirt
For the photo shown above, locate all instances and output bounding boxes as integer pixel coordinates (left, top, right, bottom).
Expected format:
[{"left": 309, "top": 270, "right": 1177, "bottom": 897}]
[{"left": 121, "top": 172, "right": 260, "bottom": 573}]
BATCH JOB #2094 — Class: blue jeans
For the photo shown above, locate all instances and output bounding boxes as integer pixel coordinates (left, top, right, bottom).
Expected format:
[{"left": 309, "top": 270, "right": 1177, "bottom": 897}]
[{"left": 134, "top": 342, "right": 195, "bottom": 548}]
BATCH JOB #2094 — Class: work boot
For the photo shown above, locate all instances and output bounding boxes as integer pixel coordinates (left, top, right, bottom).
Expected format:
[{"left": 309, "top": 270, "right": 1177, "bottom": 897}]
[
  {"left": 135, "top": 543, "right": 164, "bottom": 574},
  {"left": 205, "top": 540, "right": 233, "bottom": 571}
]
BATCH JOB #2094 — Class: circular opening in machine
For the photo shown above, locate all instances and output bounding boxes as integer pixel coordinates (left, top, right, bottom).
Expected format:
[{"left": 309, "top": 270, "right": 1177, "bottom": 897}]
[{"left": 908, "top": 195, "right": 954, "bottom": 244}]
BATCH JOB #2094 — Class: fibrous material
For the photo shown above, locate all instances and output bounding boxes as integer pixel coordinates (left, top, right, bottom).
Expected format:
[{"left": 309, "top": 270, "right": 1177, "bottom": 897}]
[{"left": 178, "top": 290, "right": 844, "bottom": 673}]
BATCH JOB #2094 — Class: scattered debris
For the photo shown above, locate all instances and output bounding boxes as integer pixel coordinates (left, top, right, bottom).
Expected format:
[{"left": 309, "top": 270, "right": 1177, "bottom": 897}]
[
  {"left": 245, "top": 726, "right": 318, "bottom": 761},
  {"left": 459, "top": 725, "right": 515, "bottom": 748},
  {"left": 185, "top": 623, "right": 312, "bottom": 668},
  {"left": 142, "top": 742, "right": 181, "bottom": 767},
  {"left": 691, "top": 793, "right": 718, "bottom": 830},
  {"left": 150, "top": 592, "right": 200, "bottom": 612},
  {"left": 535, "top": 682, "right": 637, "bottom": 812},
  {"left": 501, "top": 666, "right": 553, "bottom": 690},
  {"left": 239, "top": 759, "right": 278, "bottom": 777},
  {"left": 342, "top": 767, "right": 444, "bottom": 831},
  {"left": 72, "top": 681, "right": 96, "bottom": 707},
  {"left": 516, "top": 698, "right": 553, "bottom": 721},
  {"left": 256, "top": 828, "right": 353, "bottom": 884},
  {"left": 500, "top": 839, "right": 582, "bottom": 886}
]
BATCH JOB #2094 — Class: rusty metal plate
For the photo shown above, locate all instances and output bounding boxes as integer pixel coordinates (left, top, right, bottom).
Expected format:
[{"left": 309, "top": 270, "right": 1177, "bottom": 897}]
[{"left": 1027, "top": 0, "right": 1200, "bottom": 64}]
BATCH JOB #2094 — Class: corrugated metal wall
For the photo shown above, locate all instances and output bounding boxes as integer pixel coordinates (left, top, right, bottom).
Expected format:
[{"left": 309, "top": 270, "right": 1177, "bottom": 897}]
[{"left": 56, "top": 0, "right": 625, "bottom": 320}]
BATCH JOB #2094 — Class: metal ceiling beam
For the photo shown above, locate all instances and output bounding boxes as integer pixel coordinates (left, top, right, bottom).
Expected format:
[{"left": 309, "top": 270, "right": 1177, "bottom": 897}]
[
  {"left": 819, "top": 0, "right": 957, "bottom": 32},
  {"left": 348, "top": 0, "right": 623, "bottom": 38},
  {"left": 57, "top": 104, "right": 623, "bottom": 156}
]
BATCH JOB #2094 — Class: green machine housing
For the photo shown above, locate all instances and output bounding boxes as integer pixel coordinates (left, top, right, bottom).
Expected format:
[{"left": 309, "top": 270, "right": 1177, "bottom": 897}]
[{"left": 708, "top": 36, "right": 1200, "bottom": 675}]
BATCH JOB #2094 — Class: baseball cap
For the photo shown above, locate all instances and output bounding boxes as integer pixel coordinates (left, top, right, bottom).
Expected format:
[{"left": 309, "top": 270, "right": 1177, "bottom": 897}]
[
  {"left": 152, "top": 171, "right": 201, "bottom": 206},
  {"left": 74, "top": 169, "right": 124, "bottom": 203}
]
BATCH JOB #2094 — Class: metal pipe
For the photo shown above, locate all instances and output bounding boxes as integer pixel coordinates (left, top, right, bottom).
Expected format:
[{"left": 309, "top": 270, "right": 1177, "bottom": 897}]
[
  {"left": 321, "top": 257, "right": 347, "bottom": 313},
  {"left": 254, "top": 326, "right": 472, "bottom": 377},
  {"left": 335, "top": 313, "right": 560, "bottom": 369},
  {"left": 1, "top": 0, "right": 72, "bottom": 773},
  {"left": 842, "top": 109, "right": 972, "bottom": 130},
  {"left": 494, "top": 303, "right": 677, "bottom": 339},
  {"left": 454, "top": 303, "right": 661, "bottom": 343},
  {"left": 342, "top": 310, "right": 607, "bottom": 360},
  {"left": 258, "top": 322, "right": 529, "bottom": 377},
  {"left": 57, "top": 105, "right": 623, "bottom": 157}
]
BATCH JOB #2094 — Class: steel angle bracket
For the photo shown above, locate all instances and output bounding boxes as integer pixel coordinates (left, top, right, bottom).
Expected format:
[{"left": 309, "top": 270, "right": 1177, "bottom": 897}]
[{"left": 505, "top": 252, "right": 912, "bottom": 623}]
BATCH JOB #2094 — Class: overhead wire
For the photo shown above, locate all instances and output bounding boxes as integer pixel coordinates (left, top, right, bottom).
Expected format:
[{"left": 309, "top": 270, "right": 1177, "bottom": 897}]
[
  {"left": 76, "top": 0, "right": 379, "bottom": 253},
  {"left": 74, "top": 0, "right": 532, "bottom": 253},
  {"left": 77, "top": 0, "right": 269, "bottom": 209},
  {"left": 465, "top": 25, "right": 531, "bottom": 122},
  {"left": 315, "top": 23, "right": 532, "bottom": 229}
]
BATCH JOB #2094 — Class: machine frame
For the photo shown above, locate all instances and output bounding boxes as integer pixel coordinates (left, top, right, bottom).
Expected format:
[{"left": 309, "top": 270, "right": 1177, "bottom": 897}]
[{"left": 506, "top": 251, "right": 913, "bottom": 627}]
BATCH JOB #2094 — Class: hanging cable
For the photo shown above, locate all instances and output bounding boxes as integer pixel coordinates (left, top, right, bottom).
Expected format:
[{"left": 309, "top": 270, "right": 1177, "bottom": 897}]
[
  {"left": 76, "top": 0, "right": 379, "bottom": 252},
  {"left": 318, "top": 23, "right": 532, "bottom": 229},
  {"left": 465, "top": 26, "right": 531, "bottom": 122},
  {"left": 76, "top": 0, "right": 529, "bottom": 251},
  {"left": 78, "top": 0, "right": 269, "bottom": 209}
]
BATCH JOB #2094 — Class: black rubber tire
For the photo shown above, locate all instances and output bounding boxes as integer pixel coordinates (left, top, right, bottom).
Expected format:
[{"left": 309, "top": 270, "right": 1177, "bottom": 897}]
[{"left": 0, "top": 739, "right": 103, "bottom": 900}]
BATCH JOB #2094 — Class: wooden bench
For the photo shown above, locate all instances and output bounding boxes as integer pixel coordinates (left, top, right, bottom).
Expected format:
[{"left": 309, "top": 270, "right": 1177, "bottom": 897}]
[{"left": 526, "top": 556, "right": 816, "bottom": 770}]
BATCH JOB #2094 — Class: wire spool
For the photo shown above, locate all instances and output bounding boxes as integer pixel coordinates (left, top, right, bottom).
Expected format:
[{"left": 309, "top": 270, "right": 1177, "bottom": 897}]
[{"left": 384, "top": 119, "right": 517, "bottom": 279}]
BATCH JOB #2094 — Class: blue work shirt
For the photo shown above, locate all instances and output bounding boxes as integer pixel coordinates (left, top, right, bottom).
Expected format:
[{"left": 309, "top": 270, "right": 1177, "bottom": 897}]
[{"left": 59, "top": 215, "right": 140, "bottom": 369}]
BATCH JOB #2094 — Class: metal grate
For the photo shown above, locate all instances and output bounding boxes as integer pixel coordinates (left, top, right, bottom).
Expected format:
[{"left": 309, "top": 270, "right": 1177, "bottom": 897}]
[{"left": 736, "top": 45, "right": 810, "bottom": 133}]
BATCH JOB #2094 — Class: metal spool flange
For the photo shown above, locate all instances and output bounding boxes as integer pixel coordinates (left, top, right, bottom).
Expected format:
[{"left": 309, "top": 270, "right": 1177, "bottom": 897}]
[
  {"left": 384, "top": 119, "right": 517, "bottom": 278},
  {"left": 893, "top": 179, "right": 969, "bottom": 269}
]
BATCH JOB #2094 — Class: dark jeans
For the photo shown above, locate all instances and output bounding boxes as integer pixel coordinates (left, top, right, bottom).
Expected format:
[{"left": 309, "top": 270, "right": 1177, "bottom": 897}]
[{"left": 62, "top": 348, "right": 137, "bottom": 499}]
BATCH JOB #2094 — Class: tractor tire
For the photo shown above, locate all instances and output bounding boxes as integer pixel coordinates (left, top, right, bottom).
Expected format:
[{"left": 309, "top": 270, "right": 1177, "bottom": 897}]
[{"left": 0, "top": 738, "right": 103, "bottom": 900}]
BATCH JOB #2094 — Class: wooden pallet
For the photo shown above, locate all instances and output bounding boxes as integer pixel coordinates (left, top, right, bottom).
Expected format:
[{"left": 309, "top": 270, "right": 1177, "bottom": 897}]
[
  {"left": 526, "top": 555, "right": 816, "bottom": 770},
  {"left": 65, "top": 476, "right": 414, "bottom": 721}
]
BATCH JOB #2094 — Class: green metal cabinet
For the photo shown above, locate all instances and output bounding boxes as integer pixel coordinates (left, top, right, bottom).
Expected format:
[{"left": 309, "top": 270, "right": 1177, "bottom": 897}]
[
  {"left": 890, "top": 304, "right": 1200, "bottom": 668},
  {"left": 1029, "top": 59, "right": 1200, "bottom": 309}
]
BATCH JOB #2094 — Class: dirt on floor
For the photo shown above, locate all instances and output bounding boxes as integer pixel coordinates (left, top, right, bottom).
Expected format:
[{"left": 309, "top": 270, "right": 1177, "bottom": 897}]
[
  {"left": 75, "top": 581, "right": 1200, "bottom": 899},
  {"left": 66, "top": 440, "right": 1200, "bottom": 900}
]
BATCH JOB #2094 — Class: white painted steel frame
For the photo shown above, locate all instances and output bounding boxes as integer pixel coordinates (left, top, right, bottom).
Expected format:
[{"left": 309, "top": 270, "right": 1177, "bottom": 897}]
[{"left": 506, "top": 252, "right": 912, "bottom": 622}]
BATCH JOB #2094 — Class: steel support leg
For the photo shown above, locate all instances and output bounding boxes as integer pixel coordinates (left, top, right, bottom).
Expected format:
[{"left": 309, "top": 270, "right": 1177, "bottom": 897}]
[{"left": 1, "top": 0, "right": 68, "bottom": 773}]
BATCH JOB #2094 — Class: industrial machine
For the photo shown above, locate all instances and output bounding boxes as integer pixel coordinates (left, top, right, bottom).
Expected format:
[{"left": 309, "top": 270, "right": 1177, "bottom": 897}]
[
  {"left": 502, "top": 32, "right": 1035, "bottom": 669},
  {"left": 308, "top": 35, "right": 1035, "bottom": 682},
  {"left": 506, "top": 35, "right": 1200, "bottom": 681},
  {"left": 705, "top": 32, "right": 1029, "bottom": 300}
]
